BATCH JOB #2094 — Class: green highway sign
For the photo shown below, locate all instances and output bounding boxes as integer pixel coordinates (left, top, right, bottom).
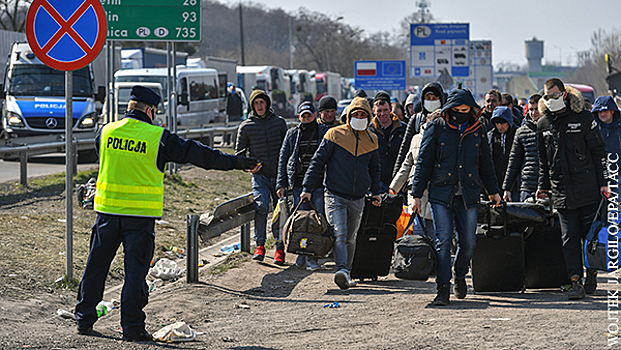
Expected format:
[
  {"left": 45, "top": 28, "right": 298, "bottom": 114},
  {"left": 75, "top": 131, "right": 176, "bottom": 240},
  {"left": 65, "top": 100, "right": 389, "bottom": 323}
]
[{"left": 102, "top": 0, "right": 201, "bottom": 42}]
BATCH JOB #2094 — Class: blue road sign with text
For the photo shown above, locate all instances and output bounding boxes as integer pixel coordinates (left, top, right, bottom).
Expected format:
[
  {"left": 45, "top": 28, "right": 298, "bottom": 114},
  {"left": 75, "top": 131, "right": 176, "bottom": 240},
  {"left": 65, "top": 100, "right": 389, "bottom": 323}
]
[
  {"left": 354, "top": 60, "right": 406, "bottom": 91},
  {"left": 410, "top": 23, "right": 470, "bottom": 78}
]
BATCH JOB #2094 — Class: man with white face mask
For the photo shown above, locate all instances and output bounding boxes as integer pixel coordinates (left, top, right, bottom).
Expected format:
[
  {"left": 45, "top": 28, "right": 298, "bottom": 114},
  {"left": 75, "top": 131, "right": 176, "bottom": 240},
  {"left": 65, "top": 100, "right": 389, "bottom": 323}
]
[
  {"left": 301, "top": 96, "right": 382, "bottom": 290},
  {"left": 393, "top": 82, "right": 445, "bottom": 178},
  {"left": 536, "top": 78, "right": 610, "bottom": 300}
]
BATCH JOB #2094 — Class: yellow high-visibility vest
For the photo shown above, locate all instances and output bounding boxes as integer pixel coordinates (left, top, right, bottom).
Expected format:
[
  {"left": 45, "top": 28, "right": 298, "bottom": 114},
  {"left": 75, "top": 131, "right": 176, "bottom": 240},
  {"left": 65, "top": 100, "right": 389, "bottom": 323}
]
[{"left": 94, "top": 117, "right": 165, "bottom": 218}]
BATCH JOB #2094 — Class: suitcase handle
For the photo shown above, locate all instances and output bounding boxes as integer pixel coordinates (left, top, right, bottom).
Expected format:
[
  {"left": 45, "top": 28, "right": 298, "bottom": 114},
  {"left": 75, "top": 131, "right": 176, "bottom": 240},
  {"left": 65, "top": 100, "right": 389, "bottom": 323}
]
[
  {"left": 484, "top": 201, "right": 507, "bottom": 238},
  {"left": 403, "top": 212, "right": 433, "bottom": 242},
  {"left": 291, "top": 197, "right": 321, "bottom": 215}
]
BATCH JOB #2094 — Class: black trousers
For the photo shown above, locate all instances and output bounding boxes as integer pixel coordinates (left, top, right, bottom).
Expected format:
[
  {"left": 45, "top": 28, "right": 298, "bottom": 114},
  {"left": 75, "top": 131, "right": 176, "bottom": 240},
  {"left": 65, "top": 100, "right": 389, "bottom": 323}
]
[
  {"left": 75, "top": 213, "right": 155, "bottom": 336},
  {"left": 557, "top": 202, "right": 599, "bottom": 280}
]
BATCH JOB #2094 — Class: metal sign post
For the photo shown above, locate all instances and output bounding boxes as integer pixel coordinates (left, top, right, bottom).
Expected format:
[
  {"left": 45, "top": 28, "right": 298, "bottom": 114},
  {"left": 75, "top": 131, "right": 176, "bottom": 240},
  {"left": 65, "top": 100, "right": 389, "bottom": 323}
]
[
  {"left": 26, "top": 0, "right": 107, "bottom": 280},
  {"left": 65, "top": 71, "right": 73, "bottom": 279}
]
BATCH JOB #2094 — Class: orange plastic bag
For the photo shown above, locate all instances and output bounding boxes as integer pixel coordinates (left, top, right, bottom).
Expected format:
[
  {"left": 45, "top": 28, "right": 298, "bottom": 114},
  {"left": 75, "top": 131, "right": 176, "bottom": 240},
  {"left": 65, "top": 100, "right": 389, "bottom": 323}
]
[{"left": 396, "top": 206, "right": 413, "bottom": 239}]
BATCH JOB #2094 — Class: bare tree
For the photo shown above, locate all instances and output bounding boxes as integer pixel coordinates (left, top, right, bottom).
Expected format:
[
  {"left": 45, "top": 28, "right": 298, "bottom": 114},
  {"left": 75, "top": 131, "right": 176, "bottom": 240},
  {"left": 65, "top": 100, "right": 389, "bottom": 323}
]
[
  {"left": 569, "top": 28, "right": 621, "bottom": 95},
  {"left": 0, "top": 0, "right": 30, "bottom": 32}
]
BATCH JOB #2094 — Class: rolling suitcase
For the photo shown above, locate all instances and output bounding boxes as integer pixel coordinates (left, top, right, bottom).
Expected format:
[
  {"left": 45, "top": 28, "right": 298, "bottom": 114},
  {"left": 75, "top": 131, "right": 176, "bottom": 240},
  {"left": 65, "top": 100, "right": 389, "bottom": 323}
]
[
  {"left": 350, "top": 223, "right": 398, "bottom": 281},
  {"left": 524, "top": 216, "right": 571, "bottom": 289},
  {"left": 350, "top": 194, "right": 402, "bottom": 281},
  {"left": 471, "top": 202, "right": 525, "bottom": 293}
]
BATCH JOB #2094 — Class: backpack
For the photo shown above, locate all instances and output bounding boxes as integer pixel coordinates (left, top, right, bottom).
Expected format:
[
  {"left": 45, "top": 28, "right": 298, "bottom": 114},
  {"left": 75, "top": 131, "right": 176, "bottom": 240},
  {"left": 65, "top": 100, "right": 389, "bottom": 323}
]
[
  {"left": 282, "top": 199, "right": 334, "bottom": 257},
  {"left": 391, "top": 213, "right": 437, "bottom": 281},
  {"left": 76, "top": 178, "right": 97, "bottom": 209}
]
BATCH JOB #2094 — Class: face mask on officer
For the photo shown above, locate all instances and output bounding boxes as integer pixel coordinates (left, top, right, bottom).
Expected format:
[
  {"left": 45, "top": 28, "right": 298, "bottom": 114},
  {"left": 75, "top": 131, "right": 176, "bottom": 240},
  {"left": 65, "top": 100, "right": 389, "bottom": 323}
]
[{"left": 448, "top": 109, "right": 471, "bottom": 125}]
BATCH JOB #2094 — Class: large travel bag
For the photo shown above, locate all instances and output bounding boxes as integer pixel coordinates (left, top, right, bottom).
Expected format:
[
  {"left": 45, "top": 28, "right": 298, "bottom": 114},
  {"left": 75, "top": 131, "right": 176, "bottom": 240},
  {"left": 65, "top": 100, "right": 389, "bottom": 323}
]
[
  {"left": 350, "top": 194, "right": 402, "bottom": 281},
  {"left": 391, "top": 213, "right": 437, "bottom": 281},
  {"left": 282, "top": 199, "right": 334, "bottom": 258},
  {"left": 523, "top": 220, "right": 571, "bottom": 289},
  {"left": 471, "top": 202, "right": 525, "bottom": 293}
]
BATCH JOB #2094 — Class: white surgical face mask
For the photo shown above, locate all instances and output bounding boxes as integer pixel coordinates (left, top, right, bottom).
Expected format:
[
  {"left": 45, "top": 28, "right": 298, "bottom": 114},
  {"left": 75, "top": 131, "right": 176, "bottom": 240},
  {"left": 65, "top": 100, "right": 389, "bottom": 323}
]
[
  {"left": 350, "top": 117, "right": 368, "bottom": 131},
  {"left": 544, "top": 96, "right": 565, "bottom": 112},
  {"left": 424, "top": 99, "right": 441, "bottom": 112}
]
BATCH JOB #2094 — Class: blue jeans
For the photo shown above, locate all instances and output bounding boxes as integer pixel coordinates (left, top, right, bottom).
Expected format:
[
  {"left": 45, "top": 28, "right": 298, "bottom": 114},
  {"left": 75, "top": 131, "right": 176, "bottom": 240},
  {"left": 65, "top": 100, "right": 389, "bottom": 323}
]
[
  {"left": 430, "top": 197, "right": 478, "bottom": 285},
  {"left": 325, "top": 191, "right": 365, "bottom": 272},
  {"left": 252, "top": 174, "right": 283, "bottom": 250},
  {"left": 293, "top": 187, "right": 324, "bottom": 264}
]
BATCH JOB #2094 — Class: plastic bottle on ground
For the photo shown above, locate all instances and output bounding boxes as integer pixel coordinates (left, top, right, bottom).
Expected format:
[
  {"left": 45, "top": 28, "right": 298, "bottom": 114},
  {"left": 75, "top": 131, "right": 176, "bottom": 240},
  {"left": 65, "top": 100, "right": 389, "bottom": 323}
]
[{"left": 96, "top": 300, "right": 115, "bottom": 317}]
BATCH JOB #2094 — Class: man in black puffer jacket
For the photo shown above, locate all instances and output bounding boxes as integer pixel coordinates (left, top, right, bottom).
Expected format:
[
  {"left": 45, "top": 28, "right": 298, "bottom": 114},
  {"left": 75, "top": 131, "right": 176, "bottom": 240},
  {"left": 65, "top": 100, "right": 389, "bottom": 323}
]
[
  {"left": 503, "top": 93, "right": 541, "bottom": 202},
  {"left": 536, "top": 78, "right": 609, "bottom": 300},
  {"left": 235, "top": 90, "right": 288, "bottom": 265}
]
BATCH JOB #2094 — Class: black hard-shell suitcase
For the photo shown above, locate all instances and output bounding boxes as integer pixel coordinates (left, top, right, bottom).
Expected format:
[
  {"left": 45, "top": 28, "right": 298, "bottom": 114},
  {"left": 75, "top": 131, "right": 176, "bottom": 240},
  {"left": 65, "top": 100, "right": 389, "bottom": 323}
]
[
  {"left": 350, "top": 194, "right": 402, "bottom": 281},
  {"left": 524, "top": 219, "right": 571, "bottom": 289},
  {"left": 471, "top": 202, "right": 525, "bottom": 293},
  {"left": 350, "top": 224, "right": 398, "bottom": 281}
]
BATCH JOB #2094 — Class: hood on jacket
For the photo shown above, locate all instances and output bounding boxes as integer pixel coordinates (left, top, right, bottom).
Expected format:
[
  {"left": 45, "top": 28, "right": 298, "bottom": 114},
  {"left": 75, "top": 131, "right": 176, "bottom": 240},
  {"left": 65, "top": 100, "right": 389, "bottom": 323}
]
[
  {"left": 346, "top": 96, "right": 373, "bottom": 129},
  {"left": 441, "top": 88, "right": 481, "bottom": 116},
  {"left": 490, "top": 106, "right": 514, "bottom": 127},
  {"left": 249, "top": 89, "right": 272, "bottom": 116},
  {"left": 404, "top": 94, "right": 416, "bottom": 109},
  {"left": 538, "top": 85, "right": 585, "bottom": 116},
  {"left": 592, "top": 95, "right": 621, "bottom": 125},
  {"left": 591, "top": 95, "right": 620, "bottom": 113},
  {"left": 420, "top": 82, "right": 446, "bottom": 112}
]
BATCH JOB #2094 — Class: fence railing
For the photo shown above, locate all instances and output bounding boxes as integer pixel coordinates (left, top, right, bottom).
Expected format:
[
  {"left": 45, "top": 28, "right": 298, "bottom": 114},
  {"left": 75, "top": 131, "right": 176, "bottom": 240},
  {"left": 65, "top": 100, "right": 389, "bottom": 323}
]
[{"left": 186, "top": 192, "right": 255, "bottom": 282}]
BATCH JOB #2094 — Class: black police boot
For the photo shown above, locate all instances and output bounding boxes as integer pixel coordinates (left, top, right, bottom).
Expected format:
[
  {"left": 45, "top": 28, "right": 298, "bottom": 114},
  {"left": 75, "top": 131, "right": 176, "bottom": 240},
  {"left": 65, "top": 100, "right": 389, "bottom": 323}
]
[{"left": 585, "top": 268, "right": 598, "bottom": 295}]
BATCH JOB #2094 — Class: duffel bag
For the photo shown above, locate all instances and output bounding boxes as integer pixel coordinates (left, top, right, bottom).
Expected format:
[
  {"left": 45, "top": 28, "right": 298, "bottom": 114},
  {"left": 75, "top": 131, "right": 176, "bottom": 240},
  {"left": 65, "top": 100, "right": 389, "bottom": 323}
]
[
  {"left": 282, "top": 198, "right": 334, "bottom": 258},
  {"left": 392, "top": 213, "right": 436, "bottom": 281}
]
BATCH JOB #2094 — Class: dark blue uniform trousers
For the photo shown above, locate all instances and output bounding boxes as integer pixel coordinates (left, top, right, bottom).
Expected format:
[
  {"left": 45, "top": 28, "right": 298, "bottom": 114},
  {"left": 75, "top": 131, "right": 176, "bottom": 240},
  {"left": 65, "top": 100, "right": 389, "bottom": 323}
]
[{"left": 75, "top": 213, "right": 155, "bottom": 336}]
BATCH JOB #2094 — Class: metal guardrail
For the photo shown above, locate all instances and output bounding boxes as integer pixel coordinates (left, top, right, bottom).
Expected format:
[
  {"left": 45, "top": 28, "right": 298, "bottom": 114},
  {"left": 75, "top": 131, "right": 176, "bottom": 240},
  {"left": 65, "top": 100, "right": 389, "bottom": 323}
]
[
  {"left": 0, "top": 123, "right": 248, "bottom": 185},
  {"left": 186, "top": 192, "right": 255, "bottom": 283}
]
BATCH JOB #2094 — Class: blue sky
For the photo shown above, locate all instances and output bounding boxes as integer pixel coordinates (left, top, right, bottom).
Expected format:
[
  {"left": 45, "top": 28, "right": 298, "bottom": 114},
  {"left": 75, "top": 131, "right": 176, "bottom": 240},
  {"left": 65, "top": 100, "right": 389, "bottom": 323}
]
[{"left": 236, "top": 0, "right": 620, "bottom": 68}]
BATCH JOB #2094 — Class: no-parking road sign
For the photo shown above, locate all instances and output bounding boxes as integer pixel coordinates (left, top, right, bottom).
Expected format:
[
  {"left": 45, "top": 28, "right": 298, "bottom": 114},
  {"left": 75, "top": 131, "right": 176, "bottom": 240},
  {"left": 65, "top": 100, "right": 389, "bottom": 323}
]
[{"left": 26, "top": 0, "right": 107, "bottom": 71}]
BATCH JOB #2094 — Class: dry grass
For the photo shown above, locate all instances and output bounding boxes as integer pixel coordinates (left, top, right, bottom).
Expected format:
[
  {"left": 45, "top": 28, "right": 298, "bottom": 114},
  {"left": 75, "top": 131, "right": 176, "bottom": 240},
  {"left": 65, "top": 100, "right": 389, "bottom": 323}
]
[{"left": 0, "top": 154, "right": 252, "bottom": 298}]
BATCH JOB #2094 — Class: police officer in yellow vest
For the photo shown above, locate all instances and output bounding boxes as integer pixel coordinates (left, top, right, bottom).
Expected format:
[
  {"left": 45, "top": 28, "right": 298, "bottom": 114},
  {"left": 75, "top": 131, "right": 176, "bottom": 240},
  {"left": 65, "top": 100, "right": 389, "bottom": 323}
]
[{"left": 75, "top": 86, "right": 259, "bottom": 341}]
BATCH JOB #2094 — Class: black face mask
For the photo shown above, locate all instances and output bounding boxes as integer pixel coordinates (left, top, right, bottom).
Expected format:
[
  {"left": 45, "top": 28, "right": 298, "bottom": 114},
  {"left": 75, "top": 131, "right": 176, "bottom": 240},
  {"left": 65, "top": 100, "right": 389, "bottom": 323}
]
[{"left": 449, "top": 110, "right": 471, "bottom": 125}]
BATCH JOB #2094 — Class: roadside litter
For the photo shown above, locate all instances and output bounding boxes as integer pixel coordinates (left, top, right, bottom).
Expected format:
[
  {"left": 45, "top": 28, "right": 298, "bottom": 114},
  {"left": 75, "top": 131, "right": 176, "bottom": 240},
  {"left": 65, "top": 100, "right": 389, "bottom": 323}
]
[
  {"left": 152, "top": 321, "right": 203, "bottom": 342},
  {"left": 56, "top": 309, "right": 75, "bottom": 320},
  {"left": 220, "top": 242, "right": 240, "bottom": 253},
  {"left": 147, "top": 278, "right": 164, "bottom": 292},
  {"left": 150, "top": 258, "right": 184, "bottom": 280},
  {"left": 234, "top": 302, "right": 250, "bottom": 309},
  {"left": 96, "top": 299, "right": 120, "bottom": 318},
  {"left": 323, "top": 302, "right": 340, "bottom": 308}
]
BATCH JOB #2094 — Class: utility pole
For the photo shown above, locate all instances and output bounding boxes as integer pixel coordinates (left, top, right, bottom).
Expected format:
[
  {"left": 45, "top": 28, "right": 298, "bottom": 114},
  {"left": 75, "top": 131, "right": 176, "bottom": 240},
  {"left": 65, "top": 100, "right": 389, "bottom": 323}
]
[
  {"left": 239, "top": 0, "right": 245, "bottom": 66},
  {"left": 288, "top": 17, "right": 293, "bottom": 69}
]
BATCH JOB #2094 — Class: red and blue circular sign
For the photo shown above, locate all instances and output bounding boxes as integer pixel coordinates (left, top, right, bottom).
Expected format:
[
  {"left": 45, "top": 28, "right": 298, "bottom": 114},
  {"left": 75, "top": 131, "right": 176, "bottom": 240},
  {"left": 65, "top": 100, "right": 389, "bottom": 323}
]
[{"left": 26, "top": 0, "right": 106, "bottom": 71}]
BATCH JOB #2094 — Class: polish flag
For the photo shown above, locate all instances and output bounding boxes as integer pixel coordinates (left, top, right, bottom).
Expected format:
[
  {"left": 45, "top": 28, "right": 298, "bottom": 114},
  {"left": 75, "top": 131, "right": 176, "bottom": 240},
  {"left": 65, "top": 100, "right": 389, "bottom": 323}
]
[{"left": 357, "top": 62, "right": 377, "bottom": 76}]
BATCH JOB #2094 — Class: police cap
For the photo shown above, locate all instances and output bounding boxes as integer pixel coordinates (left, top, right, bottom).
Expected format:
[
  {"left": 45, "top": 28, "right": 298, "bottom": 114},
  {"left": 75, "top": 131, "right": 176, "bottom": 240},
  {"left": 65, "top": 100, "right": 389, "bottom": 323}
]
[{"left": 130, "top": 86, "right": 161, "bottom": 106}]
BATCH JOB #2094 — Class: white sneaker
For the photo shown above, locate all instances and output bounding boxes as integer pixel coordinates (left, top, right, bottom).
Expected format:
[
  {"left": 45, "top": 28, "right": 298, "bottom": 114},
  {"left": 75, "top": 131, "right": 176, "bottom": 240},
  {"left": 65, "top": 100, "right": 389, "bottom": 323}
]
[{"left": 334, "top": 270, "right": 350, "bottom": 290}]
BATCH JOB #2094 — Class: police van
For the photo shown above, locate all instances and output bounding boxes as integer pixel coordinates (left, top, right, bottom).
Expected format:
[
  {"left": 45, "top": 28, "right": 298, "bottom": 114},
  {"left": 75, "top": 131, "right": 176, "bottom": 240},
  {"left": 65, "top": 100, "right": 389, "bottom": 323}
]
[
  {"left": 0, "top": 42, "right": 104, "bottom": 139},
  {"left": 114, "top": 67, "right": 225, "bottom": 128}
]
